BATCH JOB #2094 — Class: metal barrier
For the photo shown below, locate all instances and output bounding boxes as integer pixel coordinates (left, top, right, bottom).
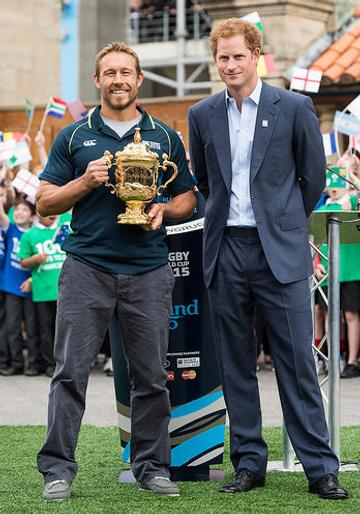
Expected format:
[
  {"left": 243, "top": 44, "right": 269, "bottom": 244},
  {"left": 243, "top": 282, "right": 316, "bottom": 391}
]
[
  {"left": 282, "top": 211, "right": 359, "bottom": 469},
  {"left": 130, "top": 8, "right": 211, "bottom": 43}
]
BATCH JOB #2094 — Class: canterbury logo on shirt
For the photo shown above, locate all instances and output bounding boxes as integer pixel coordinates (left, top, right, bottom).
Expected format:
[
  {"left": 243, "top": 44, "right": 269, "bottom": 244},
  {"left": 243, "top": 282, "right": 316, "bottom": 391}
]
[{"left": 83, "top": 139, "right": 97, "bottom": 147}]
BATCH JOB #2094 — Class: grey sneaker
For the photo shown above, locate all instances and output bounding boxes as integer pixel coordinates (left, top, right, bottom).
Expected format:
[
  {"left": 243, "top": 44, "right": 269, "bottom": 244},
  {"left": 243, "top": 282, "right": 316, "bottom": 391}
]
[
  {"left": 43, "top": 479, "right": 71, "bottom": 500},
  {"left": 139, "top": 476, "right": 180, "bottom": 496}
]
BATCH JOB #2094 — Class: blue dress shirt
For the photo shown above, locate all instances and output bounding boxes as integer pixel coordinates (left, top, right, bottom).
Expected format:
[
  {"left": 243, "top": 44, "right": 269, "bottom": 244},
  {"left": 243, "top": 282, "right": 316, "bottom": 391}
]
[{"left": 226, "top": 78, "right": 262, "bottom": 227}]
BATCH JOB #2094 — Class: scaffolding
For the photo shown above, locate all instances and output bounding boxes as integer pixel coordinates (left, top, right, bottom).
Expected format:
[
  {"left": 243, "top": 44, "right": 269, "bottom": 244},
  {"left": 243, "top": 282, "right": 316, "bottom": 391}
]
[{"left": 131, "top": 0, "right": 212, "bottom": 96}]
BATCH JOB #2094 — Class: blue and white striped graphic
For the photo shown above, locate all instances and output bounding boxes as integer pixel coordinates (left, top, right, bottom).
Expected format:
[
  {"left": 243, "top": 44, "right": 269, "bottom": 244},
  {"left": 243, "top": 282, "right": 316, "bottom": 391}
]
[{"left": 121, "top": 390, "right": 226, "bottom": 465}]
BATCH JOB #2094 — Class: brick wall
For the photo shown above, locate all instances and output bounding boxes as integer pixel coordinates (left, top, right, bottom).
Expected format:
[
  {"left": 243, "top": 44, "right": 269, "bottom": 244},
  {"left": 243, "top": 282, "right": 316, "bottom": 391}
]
[{"left": 0, "top": 96, "right": 205, "bottom": 167}]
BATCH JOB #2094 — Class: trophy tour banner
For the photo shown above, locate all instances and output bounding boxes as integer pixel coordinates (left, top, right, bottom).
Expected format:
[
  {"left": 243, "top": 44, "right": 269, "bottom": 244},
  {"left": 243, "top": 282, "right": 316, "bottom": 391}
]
[{"left": 109, "top": 193, "right": 226, "bottom": 480}]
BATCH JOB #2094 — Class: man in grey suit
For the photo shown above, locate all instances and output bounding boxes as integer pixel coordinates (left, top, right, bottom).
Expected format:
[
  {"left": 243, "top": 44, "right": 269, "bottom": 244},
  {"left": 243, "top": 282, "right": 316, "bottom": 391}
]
[{"left": 188, "top": 18, "right": 348, "bottom": 499}]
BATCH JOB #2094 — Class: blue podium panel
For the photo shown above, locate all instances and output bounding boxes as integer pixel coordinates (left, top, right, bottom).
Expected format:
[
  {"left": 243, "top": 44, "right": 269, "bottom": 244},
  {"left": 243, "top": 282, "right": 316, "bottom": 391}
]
[{"left": 110, "top": 196, "right": 226, "bottom": 480}]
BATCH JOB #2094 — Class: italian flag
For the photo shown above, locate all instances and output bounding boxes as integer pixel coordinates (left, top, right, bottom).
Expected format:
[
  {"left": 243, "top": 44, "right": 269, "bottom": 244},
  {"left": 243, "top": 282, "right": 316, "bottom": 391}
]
[
  {"left": 241, "top": 11, "right": 263, "bottom": 32},
  {"left": 47, "top": 97, "right": 67, "bottom": 118}
]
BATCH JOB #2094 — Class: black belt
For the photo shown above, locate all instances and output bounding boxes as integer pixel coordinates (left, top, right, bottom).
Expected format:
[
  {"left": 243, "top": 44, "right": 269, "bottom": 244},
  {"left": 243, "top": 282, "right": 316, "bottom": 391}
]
[{"left": 224, "top": 226, "right": 259, "bottom": 238}]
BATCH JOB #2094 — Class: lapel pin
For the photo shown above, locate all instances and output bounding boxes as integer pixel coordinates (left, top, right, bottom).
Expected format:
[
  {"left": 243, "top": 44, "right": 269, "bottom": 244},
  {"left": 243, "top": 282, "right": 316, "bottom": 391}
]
[{"left": 262, "top": 120, "right": 269, "bottom": 128}]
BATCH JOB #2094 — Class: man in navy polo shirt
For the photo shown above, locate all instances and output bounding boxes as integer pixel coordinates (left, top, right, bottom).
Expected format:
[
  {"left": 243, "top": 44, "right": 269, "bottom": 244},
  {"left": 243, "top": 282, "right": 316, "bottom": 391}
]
[{"left": 36, "top": 41, "right": 196, "bottom": 500}]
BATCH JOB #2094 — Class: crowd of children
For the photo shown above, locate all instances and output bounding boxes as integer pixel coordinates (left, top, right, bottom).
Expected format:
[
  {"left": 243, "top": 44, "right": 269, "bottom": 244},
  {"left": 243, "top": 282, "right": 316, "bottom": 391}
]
[
  {"left": 0, "top": 145, "right": 69, "bottom": 376},
  {"left": 0, "top": 131, "right": 113, "bottom": 378},
  {"left": 0, "top": 132, "right": 68, "bottom": 376},
  {"left": 313, "top": 151, "right": 360, "bottom": 379}
]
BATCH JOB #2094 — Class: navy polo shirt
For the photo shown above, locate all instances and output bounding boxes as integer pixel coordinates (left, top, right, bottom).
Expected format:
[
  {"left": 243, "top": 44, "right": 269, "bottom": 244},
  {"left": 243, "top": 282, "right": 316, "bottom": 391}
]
[{"left": 40, "top": 106, "right": 195, "bottom": 275}]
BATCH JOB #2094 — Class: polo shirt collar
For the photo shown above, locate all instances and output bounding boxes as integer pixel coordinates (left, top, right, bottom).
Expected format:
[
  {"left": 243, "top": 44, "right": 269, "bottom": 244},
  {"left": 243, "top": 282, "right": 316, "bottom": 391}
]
[{"left": 88, "top": 105, "right": 155, "bottom": 132}]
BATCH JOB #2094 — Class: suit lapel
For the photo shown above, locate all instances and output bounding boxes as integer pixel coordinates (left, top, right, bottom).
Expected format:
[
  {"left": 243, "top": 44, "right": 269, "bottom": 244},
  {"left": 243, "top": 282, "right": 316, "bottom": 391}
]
[
  {"left": 208, "top": 92, "right": 232, "bottom": 194},
  {"left": 250, "top": 83, "right": 280, "bottom": 183}
]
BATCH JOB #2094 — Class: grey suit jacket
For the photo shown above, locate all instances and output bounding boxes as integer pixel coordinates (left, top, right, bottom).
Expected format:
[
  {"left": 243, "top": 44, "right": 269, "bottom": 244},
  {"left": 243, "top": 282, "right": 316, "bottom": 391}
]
[{"left": 188, "top": 81, "right": 326, "bottom": 287}]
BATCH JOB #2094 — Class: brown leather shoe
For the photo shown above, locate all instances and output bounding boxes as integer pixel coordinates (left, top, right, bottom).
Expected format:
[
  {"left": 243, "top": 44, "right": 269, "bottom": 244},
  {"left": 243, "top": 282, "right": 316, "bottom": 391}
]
[
  {"left": 309, "top": 474, "right": 348, "bottom": 500},
  {"left": 219, "top": 468, "right": 265, "bottom": 493}
]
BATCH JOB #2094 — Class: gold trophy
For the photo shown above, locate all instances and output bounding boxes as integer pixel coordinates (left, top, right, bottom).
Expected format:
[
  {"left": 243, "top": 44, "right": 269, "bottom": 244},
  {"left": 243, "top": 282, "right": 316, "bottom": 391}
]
[{"left": 103, "top": 128, "right": 178, "bottom": 224}]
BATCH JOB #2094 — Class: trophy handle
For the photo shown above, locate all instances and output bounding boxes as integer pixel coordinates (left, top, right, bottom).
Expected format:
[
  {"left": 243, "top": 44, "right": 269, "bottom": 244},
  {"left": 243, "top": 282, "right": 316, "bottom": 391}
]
[
  {"left": 103, "top": 150, "right": 116, "bottom": 193},
  {"left": 157, "top": 153, "right": 178, "bottom": 196}
]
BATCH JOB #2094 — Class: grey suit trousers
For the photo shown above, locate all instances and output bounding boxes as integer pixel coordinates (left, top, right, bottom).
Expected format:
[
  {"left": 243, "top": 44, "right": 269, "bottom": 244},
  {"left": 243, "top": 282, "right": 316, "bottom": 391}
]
[{"left": 208, "top": 228, "right": 339, "bottom": 484}]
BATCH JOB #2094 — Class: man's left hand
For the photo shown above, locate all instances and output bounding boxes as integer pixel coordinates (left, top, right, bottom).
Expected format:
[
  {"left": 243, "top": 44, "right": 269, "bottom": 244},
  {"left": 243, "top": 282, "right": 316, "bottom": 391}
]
[{"left": 142, "top": 203, "right": 164, "bottom": 231}]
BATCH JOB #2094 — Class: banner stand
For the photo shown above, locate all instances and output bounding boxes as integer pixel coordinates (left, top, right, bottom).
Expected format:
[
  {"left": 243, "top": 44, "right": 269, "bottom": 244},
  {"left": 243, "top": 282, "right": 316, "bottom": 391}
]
[{"left": 110, "top": 193, "right": 226, "bottom": 482}]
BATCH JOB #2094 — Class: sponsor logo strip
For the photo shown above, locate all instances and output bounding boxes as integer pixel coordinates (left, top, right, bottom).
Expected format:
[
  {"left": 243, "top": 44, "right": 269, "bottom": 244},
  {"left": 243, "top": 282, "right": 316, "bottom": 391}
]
[
  {"left": 177, "top": 357, "right": 200, "bottom": 368},
  {"left": 166, "top": 218, "right": 204, "bottom": 235}
]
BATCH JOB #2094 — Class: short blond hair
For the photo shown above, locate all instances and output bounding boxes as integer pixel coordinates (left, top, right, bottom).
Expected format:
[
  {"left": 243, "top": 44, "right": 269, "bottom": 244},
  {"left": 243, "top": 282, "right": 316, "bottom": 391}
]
[
  {"left": 210, "top": 18, "right": 262, "bottom": 57},
  {"left": 95, "top": 41, "right": 141, "bottom": 77}
]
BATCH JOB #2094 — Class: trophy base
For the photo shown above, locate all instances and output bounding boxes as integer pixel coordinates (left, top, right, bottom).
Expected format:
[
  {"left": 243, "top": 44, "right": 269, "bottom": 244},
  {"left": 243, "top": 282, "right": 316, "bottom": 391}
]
[{"left": 117, "top": 201, "right": 149, "bottom": 225}]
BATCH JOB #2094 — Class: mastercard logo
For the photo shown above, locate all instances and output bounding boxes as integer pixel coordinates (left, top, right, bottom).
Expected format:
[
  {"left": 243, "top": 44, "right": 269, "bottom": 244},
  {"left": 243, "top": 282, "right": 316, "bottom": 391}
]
[{"left": 182, "top": 369, "right": 196, "bottom": 380}]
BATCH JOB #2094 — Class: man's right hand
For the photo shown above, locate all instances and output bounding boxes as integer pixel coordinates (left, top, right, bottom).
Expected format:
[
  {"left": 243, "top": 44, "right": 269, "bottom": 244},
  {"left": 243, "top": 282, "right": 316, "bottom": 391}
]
[{"left": 82, "top": 158, "right": 109, "bottom": 189}]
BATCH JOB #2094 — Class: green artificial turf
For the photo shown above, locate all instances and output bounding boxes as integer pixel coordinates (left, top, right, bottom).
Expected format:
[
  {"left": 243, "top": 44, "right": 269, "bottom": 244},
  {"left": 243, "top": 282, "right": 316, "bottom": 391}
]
[{"left": 0, "top": 425, "right": 359, "bottom": 513}]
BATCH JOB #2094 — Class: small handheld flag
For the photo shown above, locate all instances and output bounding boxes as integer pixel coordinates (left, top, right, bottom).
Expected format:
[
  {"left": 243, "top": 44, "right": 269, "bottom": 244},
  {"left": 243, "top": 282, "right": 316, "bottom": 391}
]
[
  {"left": 12, "top": 169, "right": 40, "bottom": 197},
  {"left": 25, "top": 98, "right": 34, "bottom": 119},
  {"left": 7, "top": 140, "right": 32, "bottom": 168},
  {"left": 3, "top": 132, "right": 22, "bottom": 142},
  {"left": 39, "top": 97, "right": 67, "bottom": 133},
  {"left": 241, "top": 11, "right": 263, "bottom": 32},
  {"left": 0, "top": 140, "right": 15, "bottom": 161},
  {"left": 290, "top": 68, "right": 322, "bottom": 93},
  {"left": 257, "top": 54, "right": 275, "bottom": 77},
  {"left": 67, "top": 100, "right": 88, "bottom": 122},
  {"left": 47, "top": 97, "right": 67, "bottom": 119},
  {"left": 349, "top": 135, "right": 360, "bottom": 152},
  {"left": 333, "top": 111, "right": 360, "bottom": 137},
  {"left": 0, "top": 133, "right": 24, "bottom": 163},
  {"left": 346, "top": 94, "right": 360, "bottom": 120},
  {"left": 52, "top": 222, "right": 72, "bottom": 245},
  {"left": 322, "top": 133, "right": 337, "bottom": 157},
  {"left": 25, "top": 98, "right": 35, "bottom": 134}
]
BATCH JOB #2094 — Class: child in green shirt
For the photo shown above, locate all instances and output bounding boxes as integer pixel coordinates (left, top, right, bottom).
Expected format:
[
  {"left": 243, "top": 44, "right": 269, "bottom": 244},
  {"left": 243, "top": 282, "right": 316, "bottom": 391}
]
[
  {"left": 315, "top": 168, "right": 360, "bottom": 379},
  {"left": 18, "top": 214, "right": 67, "bottom": 377}
]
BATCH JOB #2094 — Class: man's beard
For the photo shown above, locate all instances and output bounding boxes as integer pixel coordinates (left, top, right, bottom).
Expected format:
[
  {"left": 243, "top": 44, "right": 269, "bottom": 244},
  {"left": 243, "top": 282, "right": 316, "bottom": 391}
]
[{"left": 103, "top": 88, "right": 137, "bottom": 111}]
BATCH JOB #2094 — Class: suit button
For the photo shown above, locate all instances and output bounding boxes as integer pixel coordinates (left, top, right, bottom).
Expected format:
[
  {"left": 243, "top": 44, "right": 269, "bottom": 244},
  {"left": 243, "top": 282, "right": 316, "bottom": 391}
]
[{"left": 251, "top": 196, "right": 256, "bottom": 199}]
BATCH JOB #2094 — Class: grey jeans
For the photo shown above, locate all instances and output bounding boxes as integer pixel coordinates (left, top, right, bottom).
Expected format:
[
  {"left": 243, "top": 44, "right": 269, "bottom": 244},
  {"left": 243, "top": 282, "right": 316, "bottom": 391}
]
[{"left": 37, "top": 255, "right": 174, "bottom": 484}]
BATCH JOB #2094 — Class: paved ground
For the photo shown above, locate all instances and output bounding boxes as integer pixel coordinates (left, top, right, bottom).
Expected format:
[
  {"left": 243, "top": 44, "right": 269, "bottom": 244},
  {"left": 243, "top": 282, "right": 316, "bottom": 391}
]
[{"left": 1, "top": 363, "right": 359, "bottom": 426}]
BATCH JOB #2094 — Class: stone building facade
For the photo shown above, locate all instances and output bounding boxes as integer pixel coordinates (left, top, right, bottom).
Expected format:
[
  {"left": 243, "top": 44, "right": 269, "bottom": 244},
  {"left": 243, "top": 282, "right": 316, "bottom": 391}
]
[
  {"left": 203, "top": 0, "right": 337, "bottom": 90},
  {"left": 0, "top": 0, "right": 61, "bottom": 108}
]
